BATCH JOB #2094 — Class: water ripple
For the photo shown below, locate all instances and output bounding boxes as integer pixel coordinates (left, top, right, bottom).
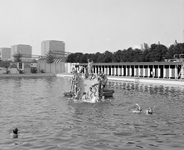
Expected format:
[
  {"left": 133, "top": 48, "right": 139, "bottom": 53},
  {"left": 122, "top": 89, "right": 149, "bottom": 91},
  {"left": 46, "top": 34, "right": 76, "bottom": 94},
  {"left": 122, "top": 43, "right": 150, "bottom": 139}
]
[{"left": 1, "top": 77, "right": 184, "bottom": 149}]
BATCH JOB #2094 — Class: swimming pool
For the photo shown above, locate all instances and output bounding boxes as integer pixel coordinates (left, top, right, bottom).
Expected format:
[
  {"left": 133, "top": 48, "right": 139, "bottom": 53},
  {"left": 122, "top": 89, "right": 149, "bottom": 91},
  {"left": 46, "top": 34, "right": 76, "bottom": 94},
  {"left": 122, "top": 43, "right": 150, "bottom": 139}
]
[{"left": 0, "top": 77, "right": 184, "bottom": 150}]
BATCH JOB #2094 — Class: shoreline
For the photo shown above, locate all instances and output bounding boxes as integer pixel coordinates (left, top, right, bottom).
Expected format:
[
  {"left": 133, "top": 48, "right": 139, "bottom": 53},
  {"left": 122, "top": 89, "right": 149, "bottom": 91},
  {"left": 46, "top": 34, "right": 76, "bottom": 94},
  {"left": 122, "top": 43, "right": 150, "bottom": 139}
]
[
  {"left": 0, "top": 73, "right": 56, "bottom": 78},
  {"left": 1, "top": 72, "right": 183, "bottom": 86},
  {"left": 56, "top": 73, "right": 184, "bottom": 86}
]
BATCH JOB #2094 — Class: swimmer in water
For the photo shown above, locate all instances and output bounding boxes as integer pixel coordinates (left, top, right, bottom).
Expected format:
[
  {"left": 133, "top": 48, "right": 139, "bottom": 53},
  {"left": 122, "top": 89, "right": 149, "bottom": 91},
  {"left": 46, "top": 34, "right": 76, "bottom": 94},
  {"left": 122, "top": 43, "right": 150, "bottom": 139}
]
[
  {"left": 132, "top": 103, "right": 142, "bottom": 113},
  {"left": 73, "top": 87, "right": 80, "bottom": 100},
  {"left": 81, "top": 92, "right": 87, "bottom": 101},
  {"left": 90, "top": 86, "right": 99, "bottom": 102},
  {"left": 10, "top": 128, "right": 18, "bottom": 138},
  {"left": 88, "top": 87, "right": 95, "bottom": 98},
  {"left": 144, "top": 106, "right": 155, "bottom": 115}
]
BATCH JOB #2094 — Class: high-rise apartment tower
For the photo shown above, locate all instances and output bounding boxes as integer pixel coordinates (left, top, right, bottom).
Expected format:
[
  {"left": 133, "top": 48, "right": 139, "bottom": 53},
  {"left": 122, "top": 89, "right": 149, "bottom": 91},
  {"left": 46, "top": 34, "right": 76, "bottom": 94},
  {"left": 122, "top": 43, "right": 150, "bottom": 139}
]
[
  {"left": 11, "top": 44, "right": 32, "bottom": 59},
  {"left": 41, "top": 40, "right": 65, "bottom": 56}
]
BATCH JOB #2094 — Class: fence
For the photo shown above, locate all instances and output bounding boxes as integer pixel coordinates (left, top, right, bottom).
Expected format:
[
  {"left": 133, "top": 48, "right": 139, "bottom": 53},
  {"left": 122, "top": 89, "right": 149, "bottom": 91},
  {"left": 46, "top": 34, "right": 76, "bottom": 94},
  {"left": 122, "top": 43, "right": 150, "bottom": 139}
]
[{"left": 37, "top": 61, "right": 79, "bottom": 74}]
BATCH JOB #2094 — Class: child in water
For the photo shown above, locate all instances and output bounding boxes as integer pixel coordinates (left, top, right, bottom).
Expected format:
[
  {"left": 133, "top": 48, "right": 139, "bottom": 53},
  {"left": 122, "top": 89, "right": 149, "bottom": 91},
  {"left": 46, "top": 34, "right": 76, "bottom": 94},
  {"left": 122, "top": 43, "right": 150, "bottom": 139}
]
[
  {"left": 132, "top": 103, "right": 142, "bottom": 113},
  {"left": 133, "top": 104, "right": 154, "bottom": 115},
  {"left": 88, "top": 87, "right": 94, "bottom": 98},
  {"left": 73, "top": 87, "right": 80, "bottom": 100},
  {"left": 88, "top": 86, "right": 99, "bottom": 103},
  {"left": 81, "top": 92, "right": 88, "bottom": 101},
  {"left": 144, "top": 106, "right": 155, "bottom": 115}
]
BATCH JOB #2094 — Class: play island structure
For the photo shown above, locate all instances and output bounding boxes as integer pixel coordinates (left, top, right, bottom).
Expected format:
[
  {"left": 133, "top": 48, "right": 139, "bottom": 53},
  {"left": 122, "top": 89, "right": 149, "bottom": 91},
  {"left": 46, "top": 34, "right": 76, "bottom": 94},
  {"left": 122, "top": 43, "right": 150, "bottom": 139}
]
[{"left": 63, "top": 59, "right": 114, "bottom": 103}]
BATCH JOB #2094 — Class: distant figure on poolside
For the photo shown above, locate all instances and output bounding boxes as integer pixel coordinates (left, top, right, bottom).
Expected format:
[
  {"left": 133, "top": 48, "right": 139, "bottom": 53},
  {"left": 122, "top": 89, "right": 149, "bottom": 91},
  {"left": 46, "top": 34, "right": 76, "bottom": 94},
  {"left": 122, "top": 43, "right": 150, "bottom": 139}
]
[
  {"left": 151, "top": 71, "right": 155, "bottom": 78},
  {"left": 10, "top": 128, "right": 18, "bottom": 138},
  {"left": 99, "top": 71, "right": 108, "bottom": 90},
  {"left": 87, "top": 59, "right": 93, "bottom": 77},
  {"left": 132, "top": 103, "right": 142, "bottom": 113}
]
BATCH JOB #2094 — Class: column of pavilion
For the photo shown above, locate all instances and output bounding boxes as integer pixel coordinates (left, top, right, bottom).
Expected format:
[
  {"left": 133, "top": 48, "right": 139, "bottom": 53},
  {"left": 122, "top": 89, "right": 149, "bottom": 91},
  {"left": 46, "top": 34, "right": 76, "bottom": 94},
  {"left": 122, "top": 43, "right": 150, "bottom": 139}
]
[{"left": 81, "top": 63, "right": 180, "bottom": 79}]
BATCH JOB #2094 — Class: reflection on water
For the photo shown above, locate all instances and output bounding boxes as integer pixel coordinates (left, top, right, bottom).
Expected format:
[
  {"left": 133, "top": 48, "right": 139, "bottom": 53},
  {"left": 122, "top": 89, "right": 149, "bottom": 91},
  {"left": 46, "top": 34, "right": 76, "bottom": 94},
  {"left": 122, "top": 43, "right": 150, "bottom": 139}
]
[{"left": 1, "top": 77, "right": 184, "bottom": 150}]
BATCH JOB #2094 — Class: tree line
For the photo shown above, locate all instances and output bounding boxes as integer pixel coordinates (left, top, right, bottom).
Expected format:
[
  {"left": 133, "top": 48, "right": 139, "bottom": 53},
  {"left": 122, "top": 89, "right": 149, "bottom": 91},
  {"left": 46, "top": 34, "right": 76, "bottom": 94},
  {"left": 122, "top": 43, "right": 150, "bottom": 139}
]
[{"left": 66, "top": 42, "right": 184, "bottom": 63}]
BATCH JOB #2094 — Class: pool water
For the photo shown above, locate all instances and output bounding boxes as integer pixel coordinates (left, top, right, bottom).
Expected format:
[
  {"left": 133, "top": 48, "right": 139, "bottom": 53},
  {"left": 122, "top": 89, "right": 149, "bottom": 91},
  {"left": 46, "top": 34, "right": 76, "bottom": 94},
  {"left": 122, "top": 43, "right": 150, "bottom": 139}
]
[{"left": 1, "top": 77, "right": 184, "bottom": 150}]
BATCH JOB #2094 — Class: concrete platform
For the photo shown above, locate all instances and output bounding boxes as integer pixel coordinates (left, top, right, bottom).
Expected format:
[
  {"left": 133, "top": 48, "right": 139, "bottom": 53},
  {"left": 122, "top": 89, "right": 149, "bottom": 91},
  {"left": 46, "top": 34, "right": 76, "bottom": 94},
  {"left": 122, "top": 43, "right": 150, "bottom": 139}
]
[{"left": 56, "top": 73, "right": 184, "bottom": 86}]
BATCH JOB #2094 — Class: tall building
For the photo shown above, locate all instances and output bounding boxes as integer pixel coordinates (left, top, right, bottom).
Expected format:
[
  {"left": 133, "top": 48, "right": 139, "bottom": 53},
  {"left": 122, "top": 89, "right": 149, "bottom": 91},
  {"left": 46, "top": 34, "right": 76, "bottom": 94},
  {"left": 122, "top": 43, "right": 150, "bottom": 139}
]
[
  {"left": 11, "top": 44, "right": 32, "bottom": 61},
  {"left": 41, "top": 40, "right": 65, "bottom": 56},
  {"left": 0, "top": 47, "right": 11, "bottom": 60}
]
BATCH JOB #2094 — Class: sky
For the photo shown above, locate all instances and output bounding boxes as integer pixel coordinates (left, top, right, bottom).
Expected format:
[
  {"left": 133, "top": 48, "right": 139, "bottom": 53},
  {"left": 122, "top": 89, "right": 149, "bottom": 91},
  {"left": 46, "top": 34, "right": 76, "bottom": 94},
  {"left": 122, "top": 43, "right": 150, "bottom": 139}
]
[{"left": 0, "top": 0, "right": 184, "bottom": 55}]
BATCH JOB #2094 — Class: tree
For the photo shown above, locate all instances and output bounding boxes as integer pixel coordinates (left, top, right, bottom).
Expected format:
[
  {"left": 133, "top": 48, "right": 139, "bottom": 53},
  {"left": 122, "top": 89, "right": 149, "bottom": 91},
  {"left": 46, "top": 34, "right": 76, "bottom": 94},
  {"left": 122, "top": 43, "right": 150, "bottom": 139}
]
[
  {"left": 66, "top": 53, "right": 75, "bottom": 63},
  {"left": 75, "top": 53, "right": 83, "bottom": 63},
  {"left": 142, "top": 49, "right": 150, "bottom": 62},
  {"left": 112, "top": 50, "right": 122, "bottom": 62},
  {"left": 46, "top": 51, "right": 55, "bottom": 63},
  {"left": 167, "top": 43, "right": 184, "bottom": 59},
  {"left": 167, "top": 44, "right": 175, "bottom": 59},
  {"left": 80, "top": 53, "right": 89, "bottom": 63},
  {"left": 95, "top": 52, "right": 104, "bottom": 63},
  {"left": 89, "top": 53, "right": 98, "bottom": 63},
  {"left": 132, "top": 49, "right": 143, "bottom": 62},
  {"left": 13, "top": 53, "right": 22, "bottom": 62},
  {"left": 124, "top": 48, "right": 135, "bottom": 62},
  {"left": 103, "top": 51, "right": 113, "bottom": 62},
  {"left": 148, "top": 44, "right": 168, "bottom": 62}
]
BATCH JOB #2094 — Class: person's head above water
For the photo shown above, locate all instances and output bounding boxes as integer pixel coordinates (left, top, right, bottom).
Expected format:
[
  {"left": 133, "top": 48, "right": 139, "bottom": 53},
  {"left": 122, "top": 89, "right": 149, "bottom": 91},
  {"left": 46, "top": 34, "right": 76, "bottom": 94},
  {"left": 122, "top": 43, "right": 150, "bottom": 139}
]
[
  {"left": 136, "top": 103, "right": 142, "bottom": 111},
  {"left": 10, "top": 128, "right": 18, "bottom": 138},
  {"left": 148, "top": 107, "right": 153, "bottom": 114}
]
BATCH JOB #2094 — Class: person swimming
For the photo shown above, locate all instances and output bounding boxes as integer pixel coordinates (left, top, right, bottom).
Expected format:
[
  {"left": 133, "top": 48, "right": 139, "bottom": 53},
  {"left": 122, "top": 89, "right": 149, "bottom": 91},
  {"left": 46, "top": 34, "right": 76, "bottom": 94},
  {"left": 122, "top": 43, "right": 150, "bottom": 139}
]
[
  {"left": 88, "top": 87, "right": 96, "bottom": 98},
  {"left": 73, "top": 87, "right": 80, "bottom": 100},
  {"left": 145, "top": 107, "right": 153, "bottom": 115},
  {"left": 81, "top": 89, "right": 98, "bottom": 103},
  {"left": 132, "top": 104, "right": 155, "bottom": 115},
  {"left": 81, "top": 92, "right": 87, "bottom": 101},
  {"left": 10, "top": 128, "right": 18, "bottom": 138},
  {"left": 144, "top": 106, "right": 155, "bottom": 115},
  {"left": 132, "top": 103, "right": 142, "bottom": 113}
]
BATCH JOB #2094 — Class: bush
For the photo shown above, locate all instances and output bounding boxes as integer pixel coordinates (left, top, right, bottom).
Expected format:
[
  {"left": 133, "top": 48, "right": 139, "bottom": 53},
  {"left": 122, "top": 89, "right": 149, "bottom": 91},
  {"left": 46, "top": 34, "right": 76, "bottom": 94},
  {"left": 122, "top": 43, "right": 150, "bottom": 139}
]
[
  {"left": 31, "top": 67, "right": 37, "bottom": 73},
  {"left": 19, "top": 70, "right": 24, "bottom": 74},
  {"left": 41, "top": 69, "right": 45, "bottom": 73}
]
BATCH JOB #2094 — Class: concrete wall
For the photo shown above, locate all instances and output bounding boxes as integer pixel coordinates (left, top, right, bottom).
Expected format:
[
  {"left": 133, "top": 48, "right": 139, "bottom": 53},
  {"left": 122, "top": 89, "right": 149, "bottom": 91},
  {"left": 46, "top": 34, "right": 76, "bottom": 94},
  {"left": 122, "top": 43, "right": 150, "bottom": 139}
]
[
  {"left": 37, "top": 62, "right": 65, "bottom": 73},
  {"left": 9, "top": 62, "right": 35, "bottom": 74},
  {"left": 37, "top": 62, "right": 79, "bottom": 74}
]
